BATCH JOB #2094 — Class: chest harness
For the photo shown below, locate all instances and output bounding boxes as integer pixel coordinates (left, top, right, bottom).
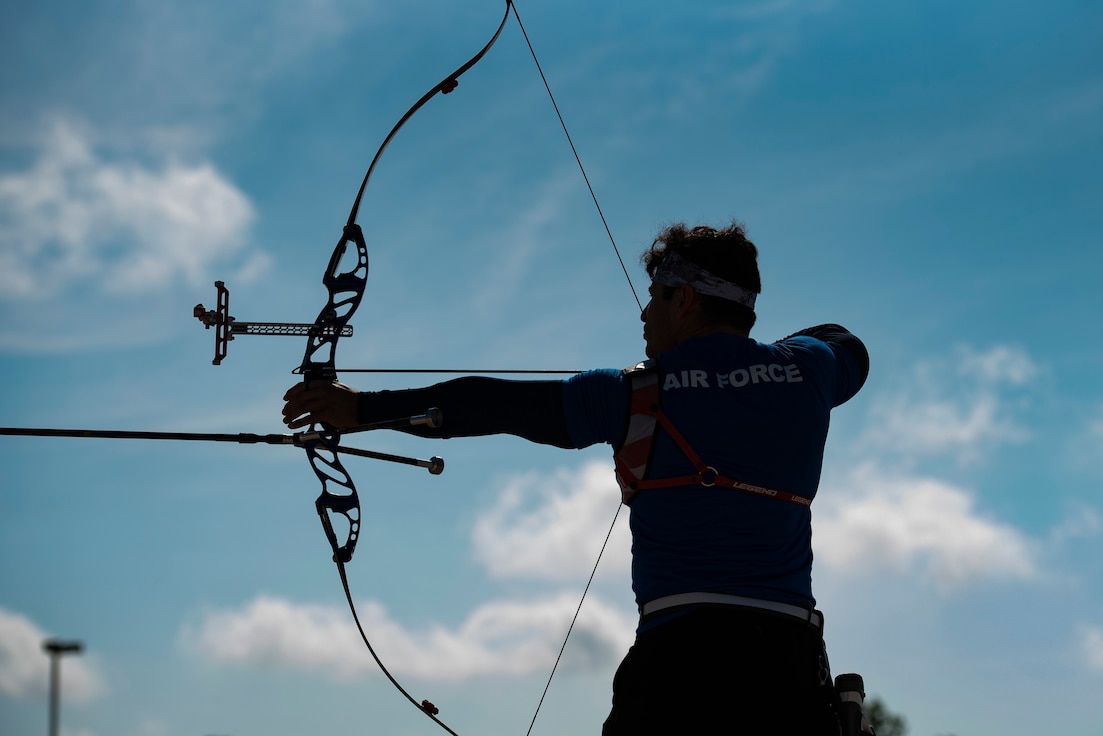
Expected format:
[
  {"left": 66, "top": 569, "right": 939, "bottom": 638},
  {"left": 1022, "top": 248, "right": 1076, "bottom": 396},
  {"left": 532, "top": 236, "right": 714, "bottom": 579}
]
[{"left": 613, "top": 361, "right": 814, "bottom": 507}]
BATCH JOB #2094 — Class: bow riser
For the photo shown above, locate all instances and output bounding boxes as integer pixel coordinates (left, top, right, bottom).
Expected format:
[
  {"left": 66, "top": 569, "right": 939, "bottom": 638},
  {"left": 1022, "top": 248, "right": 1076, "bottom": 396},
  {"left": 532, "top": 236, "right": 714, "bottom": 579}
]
[{"left": 302, "top": 223, "right": 370, "bottom": 563}]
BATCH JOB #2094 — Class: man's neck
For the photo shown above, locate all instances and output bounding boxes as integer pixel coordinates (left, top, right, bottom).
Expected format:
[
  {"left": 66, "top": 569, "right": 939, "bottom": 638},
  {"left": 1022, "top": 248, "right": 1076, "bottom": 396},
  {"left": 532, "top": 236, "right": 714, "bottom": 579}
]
[{"left": 683, "top": 320, "right": 749, "bottom": 341}]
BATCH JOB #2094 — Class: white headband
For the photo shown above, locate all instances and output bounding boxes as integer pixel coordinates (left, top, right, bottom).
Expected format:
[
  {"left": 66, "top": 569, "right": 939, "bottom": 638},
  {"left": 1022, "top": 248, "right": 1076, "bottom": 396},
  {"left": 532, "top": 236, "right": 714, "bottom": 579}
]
[{"left": 651, "top": 251, "right": 758, "bottom": 309}]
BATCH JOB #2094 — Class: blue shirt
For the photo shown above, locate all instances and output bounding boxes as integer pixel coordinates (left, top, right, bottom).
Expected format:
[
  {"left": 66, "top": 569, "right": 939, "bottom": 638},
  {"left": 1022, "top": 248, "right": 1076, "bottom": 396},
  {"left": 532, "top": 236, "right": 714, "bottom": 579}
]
[{"left": 561, "top": 330, "right": 867, "bottom": 610}]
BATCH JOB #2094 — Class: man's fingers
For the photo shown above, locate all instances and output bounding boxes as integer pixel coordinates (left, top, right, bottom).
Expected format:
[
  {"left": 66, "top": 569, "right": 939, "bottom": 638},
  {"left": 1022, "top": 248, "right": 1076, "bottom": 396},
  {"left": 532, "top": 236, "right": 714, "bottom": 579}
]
[
  {"left": 282, "top": 383, "right": 320, "bottom": 426},
  {"left": 285, "top": 415, "right": 313, "bottom": 429},
  {"left": 282, "top": 380, "right": 356, "bottom": 429}
]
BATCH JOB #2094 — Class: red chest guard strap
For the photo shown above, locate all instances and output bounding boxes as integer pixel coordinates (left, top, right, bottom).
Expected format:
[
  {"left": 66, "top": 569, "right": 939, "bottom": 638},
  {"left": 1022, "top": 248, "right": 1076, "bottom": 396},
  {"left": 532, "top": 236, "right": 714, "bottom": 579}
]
[
  {"left": 613, "top": 365, "right": 661, "bottom": 502},
  {"left": 613, "top": 363, "right": 812, "bottom": 507}
]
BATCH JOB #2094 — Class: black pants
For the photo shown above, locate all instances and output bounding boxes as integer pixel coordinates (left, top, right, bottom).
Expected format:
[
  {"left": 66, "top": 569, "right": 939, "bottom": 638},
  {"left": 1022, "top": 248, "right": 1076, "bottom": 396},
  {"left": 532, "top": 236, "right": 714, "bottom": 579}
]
[{"left": 602, "top": 607, "right": 838, "bottom": 735}]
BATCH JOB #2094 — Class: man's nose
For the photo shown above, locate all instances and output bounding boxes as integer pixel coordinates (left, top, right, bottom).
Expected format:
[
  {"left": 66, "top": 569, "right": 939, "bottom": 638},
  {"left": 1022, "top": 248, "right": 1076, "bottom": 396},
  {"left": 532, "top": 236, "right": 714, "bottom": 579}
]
[{"left": 640, "top": 301, "right": 650, "bottom": 322}]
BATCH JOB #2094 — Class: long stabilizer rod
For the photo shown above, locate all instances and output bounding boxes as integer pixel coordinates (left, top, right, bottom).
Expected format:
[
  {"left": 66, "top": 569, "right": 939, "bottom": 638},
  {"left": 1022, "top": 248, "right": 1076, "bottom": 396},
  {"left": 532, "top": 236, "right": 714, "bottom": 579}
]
[{"left": 0, "top": 409, "right": 445, "bottom": 475}]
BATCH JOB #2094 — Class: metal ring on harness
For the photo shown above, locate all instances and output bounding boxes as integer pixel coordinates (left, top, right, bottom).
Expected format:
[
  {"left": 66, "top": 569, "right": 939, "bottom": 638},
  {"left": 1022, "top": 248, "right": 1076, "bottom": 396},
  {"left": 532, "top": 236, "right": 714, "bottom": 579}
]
[{"left": 699, "top": 466, "right": 718, "bottom": 487}]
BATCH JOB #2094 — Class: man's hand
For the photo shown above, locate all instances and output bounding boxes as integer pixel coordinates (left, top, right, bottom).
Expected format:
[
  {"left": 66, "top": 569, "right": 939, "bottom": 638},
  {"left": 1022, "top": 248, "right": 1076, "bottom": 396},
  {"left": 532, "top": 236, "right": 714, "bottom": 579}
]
[{"left": 282, "top": 381, "right": 360, "bottom": 430}]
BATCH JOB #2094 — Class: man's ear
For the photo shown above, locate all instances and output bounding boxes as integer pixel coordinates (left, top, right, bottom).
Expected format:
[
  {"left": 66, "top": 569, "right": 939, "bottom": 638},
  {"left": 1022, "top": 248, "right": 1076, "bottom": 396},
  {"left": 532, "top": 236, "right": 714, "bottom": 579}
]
[{"left": 674, "top": 283, "right": 700, "bottom": 315}]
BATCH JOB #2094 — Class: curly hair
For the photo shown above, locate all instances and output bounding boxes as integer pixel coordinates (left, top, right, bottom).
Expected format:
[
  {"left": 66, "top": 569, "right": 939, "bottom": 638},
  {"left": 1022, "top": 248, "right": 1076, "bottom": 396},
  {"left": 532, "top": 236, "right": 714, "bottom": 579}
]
[{"left": 642, "top": 221, "right": 761, "bottom": 331}]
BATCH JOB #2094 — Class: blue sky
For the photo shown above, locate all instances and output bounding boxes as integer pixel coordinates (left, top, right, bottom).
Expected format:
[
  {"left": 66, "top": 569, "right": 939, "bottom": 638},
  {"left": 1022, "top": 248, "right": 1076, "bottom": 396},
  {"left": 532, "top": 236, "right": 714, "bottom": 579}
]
[{"left": 1, "top": 1, "right": 1101, "bottom": 735}]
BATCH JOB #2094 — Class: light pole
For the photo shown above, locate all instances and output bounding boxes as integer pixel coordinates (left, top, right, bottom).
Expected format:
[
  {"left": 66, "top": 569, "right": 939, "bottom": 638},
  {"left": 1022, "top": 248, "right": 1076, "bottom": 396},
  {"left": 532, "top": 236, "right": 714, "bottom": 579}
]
[{"left": 42, "top": 638, "right": 83, "bottom": 736}]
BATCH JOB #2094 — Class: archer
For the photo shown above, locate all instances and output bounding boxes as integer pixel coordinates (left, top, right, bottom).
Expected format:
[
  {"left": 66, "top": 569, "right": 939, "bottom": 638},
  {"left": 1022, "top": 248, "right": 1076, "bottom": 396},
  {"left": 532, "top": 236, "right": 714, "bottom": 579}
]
[{"left": 283, "top": 221, "right": 870, "bottom": 735}]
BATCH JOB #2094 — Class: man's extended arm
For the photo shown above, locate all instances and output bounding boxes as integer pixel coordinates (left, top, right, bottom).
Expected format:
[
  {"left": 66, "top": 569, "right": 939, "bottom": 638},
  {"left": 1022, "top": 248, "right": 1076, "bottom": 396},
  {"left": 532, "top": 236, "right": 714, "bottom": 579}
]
[{"left": 358, "top": 377, "right": 575, "bottom": 448}]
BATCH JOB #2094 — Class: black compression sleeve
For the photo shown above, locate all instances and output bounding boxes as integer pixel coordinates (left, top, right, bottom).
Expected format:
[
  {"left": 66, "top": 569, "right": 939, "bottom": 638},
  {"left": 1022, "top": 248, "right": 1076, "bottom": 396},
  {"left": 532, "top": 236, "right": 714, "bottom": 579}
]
[{"left": 356, "top": 377, "right": 574, "bottom": 448}]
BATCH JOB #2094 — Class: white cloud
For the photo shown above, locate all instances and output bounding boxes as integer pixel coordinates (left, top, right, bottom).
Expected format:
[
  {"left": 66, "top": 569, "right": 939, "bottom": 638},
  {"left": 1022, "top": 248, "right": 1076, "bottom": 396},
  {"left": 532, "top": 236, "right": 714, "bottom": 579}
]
[
  {"left": 184, "top": 461, "right": 637, "bottom": 682},
  {"left": 958, "top": 345, "right": 1039, "bottom": 386},
  {"left": 1077, "top": 625, "right": 1103, "bottom": 674},
  {"left": 862, "top": 345, "right": 1038, "bottom": 464},
  {"left": 0, "top": 607, "right": 108, "bottom": 702},
  {"left": 0, "top": 118, "right": 263, "bottom": 300},
  {"left": 815, "top": 465, "right": 1038, "bottom": 590},
  {"left": 182, "top": 592, "right": 633, "bottom": 681},
  {"left": 472, "top": 460, "right": 631, "bottom": 582}
]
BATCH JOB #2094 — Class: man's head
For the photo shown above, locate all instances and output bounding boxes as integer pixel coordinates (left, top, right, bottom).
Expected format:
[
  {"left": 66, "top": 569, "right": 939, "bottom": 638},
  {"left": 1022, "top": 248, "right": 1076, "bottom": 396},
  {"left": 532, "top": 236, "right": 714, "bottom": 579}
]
[{"left": 639, "top": 222, "right": 761, "bottom": 357}]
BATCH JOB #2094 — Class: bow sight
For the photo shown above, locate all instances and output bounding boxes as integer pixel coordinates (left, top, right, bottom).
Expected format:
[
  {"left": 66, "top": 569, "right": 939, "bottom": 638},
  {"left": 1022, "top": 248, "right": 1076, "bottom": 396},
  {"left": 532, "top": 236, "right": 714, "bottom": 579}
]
[{"left": 194, "top": 280, "right": 353, "bottom": 365}]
